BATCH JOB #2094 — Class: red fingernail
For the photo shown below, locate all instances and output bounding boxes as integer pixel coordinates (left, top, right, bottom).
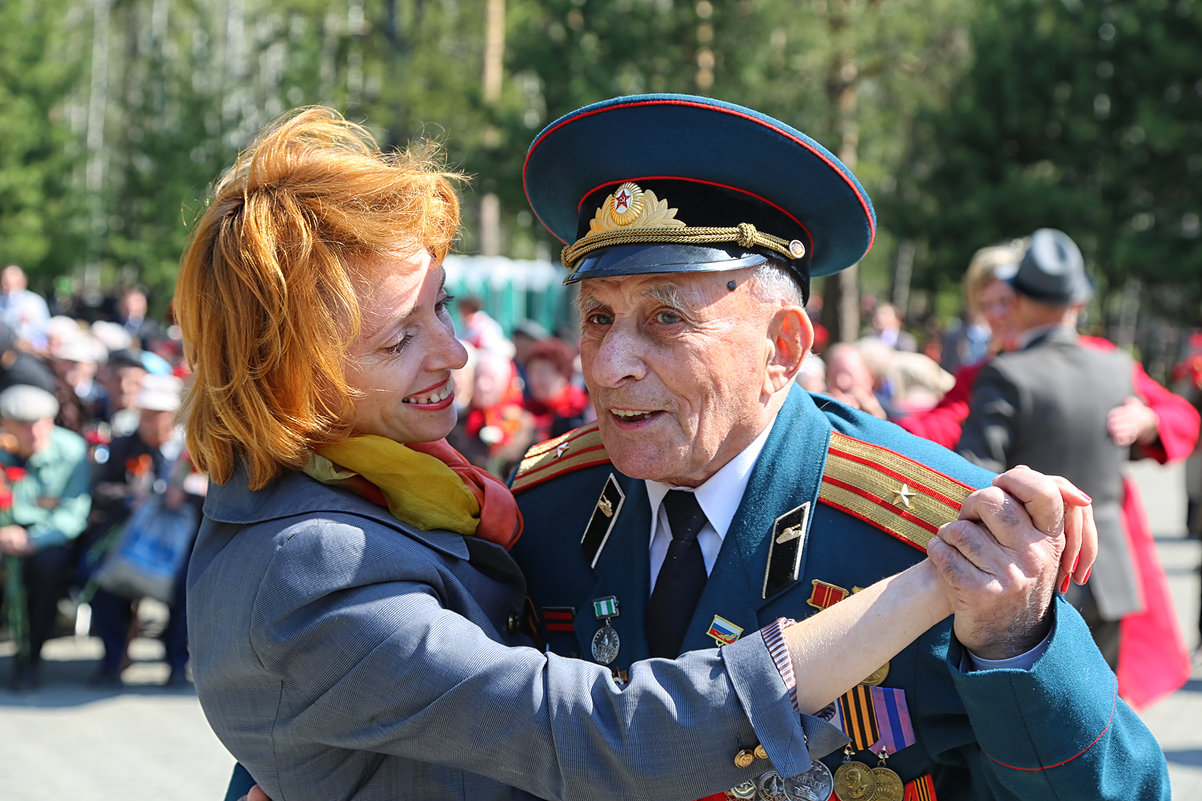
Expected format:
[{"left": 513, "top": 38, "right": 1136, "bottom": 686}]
[
  {"left": 1071, "top": 553, "right": 1080, "bottom": 574},
  {"left": 1060, "top": 573, "right": 1072, "bottom": 594},
  {"left": 1081, "top": 567, "right": 1092, "bottom": 584},
  {"left": 1080, "top": 492, "right": 1092, "bottom": 503}
]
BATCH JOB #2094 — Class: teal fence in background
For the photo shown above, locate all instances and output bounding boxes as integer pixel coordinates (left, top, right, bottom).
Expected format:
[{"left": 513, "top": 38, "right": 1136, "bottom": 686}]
[{"left": 444, "top": 255, "right": 577, "bottom": 342}]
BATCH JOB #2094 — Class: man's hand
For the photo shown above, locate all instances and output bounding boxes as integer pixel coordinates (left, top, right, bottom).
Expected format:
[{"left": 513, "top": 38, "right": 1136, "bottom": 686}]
[{"left": 926, "top": 466, "right": 1097, "bottom": 660}]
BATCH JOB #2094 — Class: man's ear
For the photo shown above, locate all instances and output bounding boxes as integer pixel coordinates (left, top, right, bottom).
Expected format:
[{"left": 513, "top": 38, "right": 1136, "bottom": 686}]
[{"left": 764, "top": 306, "right": 812, "bottom": 395}]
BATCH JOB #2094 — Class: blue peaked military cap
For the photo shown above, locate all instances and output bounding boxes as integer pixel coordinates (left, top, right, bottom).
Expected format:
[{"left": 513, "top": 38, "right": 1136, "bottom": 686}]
[{"left": 522, "top": 94, "right": 876, "bottom": 298}]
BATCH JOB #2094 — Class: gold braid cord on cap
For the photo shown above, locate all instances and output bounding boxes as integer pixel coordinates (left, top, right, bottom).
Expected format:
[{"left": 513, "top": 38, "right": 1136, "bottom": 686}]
[{"left": 561, "top": 182, "right": 806, "bottom": 274}]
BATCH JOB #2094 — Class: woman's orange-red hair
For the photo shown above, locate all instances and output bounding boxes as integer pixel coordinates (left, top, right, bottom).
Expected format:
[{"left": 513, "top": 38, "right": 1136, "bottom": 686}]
[{"left": 174, "top": 106, "right": 463, "bottom": 489}]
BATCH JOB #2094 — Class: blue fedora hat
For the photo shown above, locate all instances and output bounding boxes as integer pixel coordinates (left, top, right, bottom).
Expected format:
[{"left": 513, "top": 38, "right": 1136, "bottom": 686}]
[
  {"left": 1003, "top": 228, "right": 1094, "bottom": 305},
  {"left": 523, "top": 94, "right": 876, "bottom": 296}
]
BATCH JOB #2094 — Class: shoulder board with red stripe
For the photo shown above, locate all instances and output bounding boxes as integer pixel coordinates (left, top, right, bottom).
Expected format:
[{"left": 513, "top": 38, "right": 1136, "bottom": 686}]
[
  {"left": 510, "top": 422, "right": 611, "bottom": 494},
  {"left": 818, "top": 431, "right": 974, "bottom": 552}
]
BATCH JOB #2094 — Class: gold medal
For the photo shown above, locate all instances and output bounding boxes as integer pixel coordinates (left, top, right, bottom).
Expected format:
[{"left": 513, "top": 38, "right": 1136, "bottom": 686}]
[
  {"left": 833, "top": 760, "right": 877, "bottom": 801},
  {"left": 870, "top": 767, "right": 904, "bottom": 801},
  {"left": 860, "top": 661, "right": 889, "bottom": 686}
]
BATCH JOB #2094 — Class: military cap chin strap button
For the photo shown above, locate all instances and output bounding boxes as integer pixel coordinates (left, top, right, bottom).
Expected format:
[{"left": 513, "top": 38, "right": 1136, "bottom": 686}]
[{"left": 646, "top": 489, "right": 709, "bottom": 658}]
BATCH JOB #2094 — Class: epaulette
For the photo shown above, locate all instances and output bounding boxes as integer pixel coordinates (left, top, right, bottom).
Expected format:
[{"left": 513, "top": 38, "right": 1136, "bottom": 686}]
[
  {"left": 818, "top": 431, "right": 974, "bottom": 552},
  {"left": 510, "top": 422, "right": 611, "bottom": 494}
]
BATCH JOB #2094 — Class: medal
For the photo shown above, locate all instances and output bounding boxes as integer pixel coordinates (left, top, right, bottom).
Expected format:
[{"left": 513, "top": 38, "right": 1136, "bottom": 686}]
[
  {"left": 833, "top": 747, "right": 877, "bottom": 801},
  {"left": 869, "top": 747, "right": 904, "bottom": 801},
  {"left": 754, "top": 770, "right": 788, "bottom": 801},
  {"left": 726, "top": 779, "right": 757, "bottom": 799},
  {"left": 780, "top": 760, "right": 834, "bottom": 801},
  {"left": 590, "top": 596, "right": 621, "bottom": 665},
  {"left": 870, "top": 766, "right": 903, "bottom": 801},
  {"left": 860, "top": 661, "right": 889, "bottom": 686}
]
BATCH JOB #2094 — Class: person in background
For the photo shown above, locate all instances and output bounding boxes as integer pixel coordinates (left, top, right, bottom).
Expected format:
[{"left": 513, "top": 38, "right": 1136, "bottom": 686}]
[
  {"left": 85, "top": 374, "right": 203, "bottom": 688},
  {"left": 0, "top": 320, "right": 57, "bottom": 396},
  {"left": 523, "top": 336, "right": 591, "bottom": 442},
  {"left": 821, "top": 341, "right": 895, "bottom": 420},
  {"left": 902, "top": 236, "right": 1199, "bottom": 709},
  {"left": 0, "top": 384, "right": 91, "bottom": 690},
  {"left": 95, "top": 348, "right": 148, "bottom": 439},
  {"left": 459, "top": 346, "right": 533, "bottom": 479},
  {"left": 510, "top": 318, "right": 549, "bottom": 402},
  {"left": 867, "top": 301, "right": 916, "bottom": 352},
  {"left": 456, "top": 294, "right": 510, "bottom": 356},
  {"left": 1173, "top": 333, "right": 1202, "bottom": 542},
  {"left": 46, "top": 330, "right": 106, "bottom": 435},
  {"left": 939, "top": 246, "right": 1014, "bottom": 373},
  {"left": 511, "top": 93, "right": 1164, "bottom": 801},
  {"left": 112, "top": 285, "right": 161, "bottom": 352},
  {"left": 958, "top": 230, "right": 1197, "bottom": 693},
  {"left": 0, "top": 265, "right": 51, "bottom": 351}
]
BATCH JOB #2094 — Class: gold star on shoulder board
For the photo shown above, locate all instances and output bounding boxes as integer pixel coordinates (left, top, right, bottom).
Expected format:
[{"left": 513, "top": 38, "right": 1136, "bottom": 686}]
[
  {"left": 891, "top": 483, "right": 916, "bottom": 509},
  {"left": 556, "top": 443, "right": 570, "bottom": 458}
]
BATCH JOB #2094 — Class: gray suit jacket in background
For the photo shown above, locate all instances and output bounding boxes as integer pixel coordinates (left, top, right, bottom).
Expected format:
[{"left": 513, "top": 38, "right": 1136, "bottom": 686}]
[
  {"left": 957, "top": 325, "right": 1139, "bottom": 619},
  {"left": 187, "top": 467, "right": 838, "bottom": 801}
]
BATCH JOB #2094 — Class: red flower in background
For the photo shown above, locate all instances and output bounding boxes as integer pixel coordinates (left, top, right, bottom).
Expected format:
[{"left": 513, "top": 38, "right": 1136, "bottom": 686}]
[
  {"left": 0, "top": 465, "right": 23, "bottom": 515},
  {"left": 126, "top": 454, "right": 154, "bottom": 479}
]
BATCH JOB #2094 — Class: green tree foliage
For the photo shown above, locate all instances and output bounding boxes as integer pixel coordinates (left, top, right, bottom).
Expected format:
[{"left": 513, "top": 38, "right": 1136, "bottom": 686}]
[
  {"left": 4, "top": 0, "right": 1195, "bottom": 336},
  {"left": 0, "top": 0, "right": 87, "bottom": 293},
  {"left": 894, "top": 0, "right": 1202, "bottom": 322}
]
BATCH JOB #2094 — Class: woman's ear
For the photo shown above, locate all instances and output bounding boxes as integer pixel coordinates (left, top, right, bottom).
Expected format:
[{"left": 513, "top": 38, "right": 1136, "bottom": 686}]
[{"left": 763, "top": 306, "right": 813, "bottom": 395}]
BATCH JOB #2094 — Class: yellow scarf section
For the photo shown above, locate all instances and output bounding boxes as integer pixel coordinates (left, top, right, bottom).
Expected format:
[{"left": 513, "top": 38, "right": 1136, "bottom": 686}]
[{"left": 306, "top": 435, "right": 481, "bottom": 536}]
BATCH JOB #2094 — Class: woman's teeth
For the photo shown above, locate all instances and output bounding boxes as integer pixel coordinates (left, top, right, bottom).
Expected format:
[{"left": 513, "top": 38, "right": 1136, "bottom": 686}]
[{"left": 403, "top": 383, "right": 452, "bottom": 405}]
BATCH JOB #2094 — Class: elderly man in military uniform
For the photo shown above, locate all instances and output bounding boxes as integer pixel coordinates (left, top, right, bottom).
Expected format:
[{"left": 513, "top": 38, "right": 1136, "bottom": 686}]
[{"left": 511, "top": 94, "right": 1168, "bottom": 801}]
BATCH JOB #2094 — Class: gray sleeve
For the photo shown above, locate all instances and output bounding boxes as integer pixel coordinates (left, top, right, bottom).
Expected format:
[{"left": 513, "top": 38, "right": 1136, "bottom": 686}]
[{"left": 245, "top": 529, "right": 836, "bottom": 801}]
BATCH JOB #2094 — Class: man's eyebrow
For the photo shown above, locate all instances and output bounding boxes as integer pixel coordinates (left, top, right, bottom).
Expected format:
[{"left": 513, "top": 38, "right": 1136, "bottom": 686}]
[
  {"left": 645, "top": 282, "right": 683, "bottom": 309},
  {"left": 578, "top": 293, "right": 605, "bottom": 315},
  {"left": 578, "top": 281, "right": 686, "bottom": 315}
]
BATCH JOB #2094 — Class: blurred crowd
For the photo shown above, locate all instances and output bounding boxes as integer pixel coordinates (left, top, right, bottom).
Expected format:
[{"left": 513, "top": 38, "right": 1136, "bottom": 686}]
[
  {"left": 0, "top": 264, "right": 204, "bottom": 691},
  {"left": 1, "top": 250, "right": 1200, "bottom": 696}
]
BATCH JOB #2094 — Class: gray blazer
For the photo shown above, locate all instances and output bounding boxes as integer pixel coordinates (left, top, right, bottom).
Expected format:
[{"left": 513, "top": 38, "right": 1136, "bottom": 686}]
[
  {"left": 187, "top": 467, "right": 839, "bottom": 801},
  {"left": 957, "top": 326, "right": 1139, "bottom": 619}
]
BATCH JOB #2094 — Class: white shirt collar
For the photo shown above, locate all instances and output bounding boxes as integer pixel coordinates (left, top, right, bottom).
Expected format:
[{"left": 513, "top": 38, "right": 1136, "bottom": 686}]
[{"left": 646, "top": 417, "right": 776, "bottom": 581}]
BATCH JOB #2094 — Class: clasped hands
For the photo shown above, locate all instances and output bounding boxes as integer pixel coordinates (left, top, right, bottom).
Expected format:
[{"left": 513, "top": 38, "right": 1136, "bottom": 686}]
[{"left": 927, "top": 465, "right": 1096, "bottom": 661}]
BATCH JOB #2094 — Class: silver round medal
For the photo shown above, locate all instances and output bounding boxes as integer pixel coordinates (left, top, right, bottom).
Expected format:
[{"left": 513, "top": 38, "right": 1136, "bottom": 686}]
[
  {"left": 780, "top": 761, "right": 834, "bottom": 801},
  {"left": 754, "top": 770, "right": 788, "bottom": 801},
  {"left": 591, "top": 623, "right": 620, "bottom": 664},
  {"left": 726, "top": 779, "right": 758, "bottom": 799}
]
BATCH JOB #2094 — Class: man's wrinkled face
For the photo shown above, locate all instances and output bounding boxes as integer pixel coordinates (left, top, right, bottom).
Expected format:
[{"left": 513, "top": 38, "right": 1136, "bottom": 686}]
[{"left": 576, "top": 269, "right": 781, "bottom": 488}]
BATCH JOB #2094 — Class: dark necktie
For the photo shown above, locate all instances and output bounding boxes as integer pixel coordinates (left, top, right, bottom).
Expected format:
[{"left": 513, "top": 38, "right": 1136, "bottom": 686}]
[{"left": 646, "top": 489, "right": 708, "bottom": 657}]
